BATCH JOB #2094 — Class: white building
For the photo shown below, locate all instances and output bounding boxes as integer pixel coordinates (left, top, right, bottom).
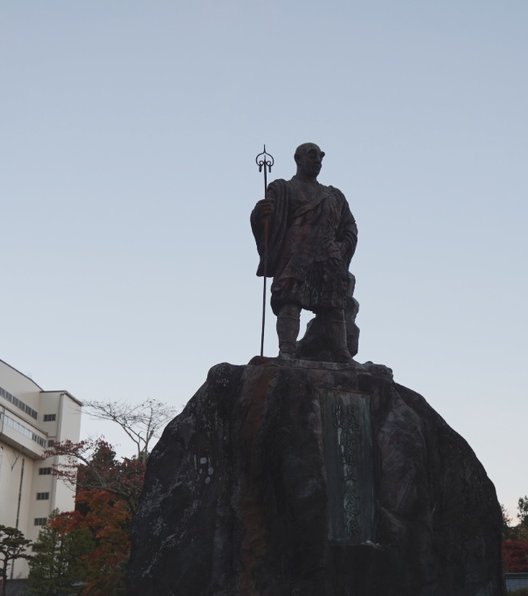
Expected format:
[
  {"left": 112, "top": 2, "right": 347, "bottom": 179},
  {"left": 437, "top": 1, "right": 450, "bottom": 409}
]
[{"left": 0, "top": 359, "right": 82, "bottom": 578}]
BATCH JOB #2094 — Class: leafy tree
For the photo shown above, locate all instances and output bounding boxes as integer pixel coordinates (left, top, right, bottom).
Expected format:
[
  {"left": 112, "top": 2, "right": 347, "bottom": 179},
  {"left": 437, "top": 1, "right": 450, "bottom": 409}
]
[
  {"left": 519, "top": 496, "right": 528, "bottom": 527},
  {"left": 84, "top": 398, "right": 176, "bottom": 463},
  {"left": 34, "top": 399, "right": 175, "bottom": 593},
  {"left": 503, "top": 539, "right": 528, "bottom": 572},
  {"left": 502, "top": 496, "right": 528, "bottom": 572},
  {"left": 0, "top": 525, "right": 32, "bottom": 596},
  {"left": 28, "top": 490, "right": 131, "bottom": 596},
  {"left": 47, "top": 438, "right": 145, "bottom": 514},
  {"left": 73, "top": 489, "right": 130, "bottom": 595},
  {"left": 28, "top": 511, "right": 94, "bottom": 595},
  {"left": 36, "top": 440, "right": 146, "bottom": 593}
]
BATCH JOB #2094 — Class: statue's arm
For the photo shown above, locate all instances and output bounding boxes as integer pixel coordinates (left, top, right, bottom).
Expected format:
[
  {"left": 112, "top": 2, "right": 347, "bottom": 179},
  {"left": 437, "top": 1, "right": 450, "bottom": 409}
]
[
  {"left": 251, "top": 181, "right": 288, "bottom": 277},
  {"left": 251, "top": 179, "right": 285, "bottom": 244},
  {"left": 336, "top": 197, "right": 358, "bottom": 267},
  {"left": 251, "top": 188, "right": 276, "bottom": 249}
]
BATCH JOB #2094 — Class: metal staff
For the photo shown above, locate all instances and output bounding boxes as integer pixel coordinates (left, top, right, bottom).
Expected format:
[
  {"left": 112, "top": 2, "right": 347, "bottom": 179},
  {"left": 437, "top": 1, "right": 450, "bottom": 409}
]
[{"left": 255, "top": 145, "right": 274, "bottom": 356}]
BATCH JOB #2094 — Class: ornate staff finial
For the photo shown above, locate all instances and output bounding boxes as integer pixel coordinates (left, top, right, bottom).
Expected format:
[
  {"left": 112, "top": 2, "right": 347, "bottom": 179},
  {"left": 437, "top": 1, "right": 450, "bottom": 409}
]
[
  {"left": 255, "top": 145, "right": 274, "bottom": 192},
  {"left": 255, "top": 145, "right": 274, "bottom": 357}
]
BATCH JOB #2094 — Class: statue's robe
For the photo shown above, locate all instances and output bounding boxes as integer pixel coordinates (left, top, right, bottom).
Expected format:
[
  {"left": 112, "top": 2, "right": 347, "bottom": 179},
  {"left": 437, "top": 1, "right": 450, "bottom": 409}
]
[{"left": 251, "top": 176, "right": 358, "bottom": 316}]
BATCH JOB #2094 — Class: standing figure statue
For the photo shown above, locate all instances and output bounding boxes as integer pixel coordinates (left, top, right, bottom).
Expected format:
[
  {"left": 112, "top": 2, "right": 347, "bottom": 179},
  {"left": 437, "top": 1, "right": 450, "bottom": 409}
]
[{"left": 251, "top": 142, "right": 359, "bottom": 363}]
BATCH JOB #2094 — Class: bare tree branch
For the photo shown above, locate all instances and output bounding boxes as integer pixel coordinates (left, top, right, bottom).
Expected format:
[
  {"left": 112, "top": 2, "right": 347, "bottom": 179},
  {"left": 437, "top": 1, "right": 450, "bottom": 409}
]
[{"left": 84, "top": 399, "right": 177, "bottom": 462}]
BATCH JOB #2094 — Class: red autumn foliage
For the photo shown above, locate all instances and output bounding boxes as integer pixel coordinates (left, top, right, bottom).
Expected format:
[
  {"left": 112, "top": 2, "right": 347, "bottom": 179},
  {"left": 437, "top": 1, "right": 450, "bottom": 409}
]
[
  {"left": 503, "top": 539, "right": 528, "bottom": 572},
  {"left": 46, "top": 438, "right": 145, "bottom": 512},
  {"left": 74, "top": 489, "right": 131, "bottom": 594},
  {"left": 41, "top": 439, "right": 146, "bottom": 594}
]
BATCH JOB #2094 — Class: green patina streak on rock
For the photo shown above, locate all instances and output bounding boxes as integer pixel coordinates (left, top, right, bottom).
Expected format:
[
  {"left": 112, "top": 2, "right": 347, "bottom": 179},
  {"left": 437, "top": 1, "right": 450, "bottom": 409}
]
[{"left": 320, "top": 391, "right": 374, "bottom": 545}]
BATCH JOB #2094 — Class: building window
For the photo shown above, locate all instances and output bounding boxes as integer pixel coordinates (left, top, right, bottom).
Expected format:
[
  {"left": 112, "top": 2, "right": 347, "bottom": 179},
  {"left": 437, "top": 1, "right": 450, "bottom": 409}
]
[
  {"left": 0, "top": 410, "right": 47, "bottom": 447},
  {"left": 47, "top": 440, "right": 55, "bottom": 447},
  {"left": 33, "top": 433, "right": 47, "bottom": 448},
  {"left": 36, "top": 492, "right": 50, "bottom": 500},
  {"left": 0, "top": 385, "right": 38, "bottom": 419},
  {"left": 34, "top": 517, "right": 47, "bottom": 526},
  {"left": 38, "top": 467, "right": 52, "bottom": 475},
  {"left": 43, "top": 414, "right": 56, "bottom": 422}
]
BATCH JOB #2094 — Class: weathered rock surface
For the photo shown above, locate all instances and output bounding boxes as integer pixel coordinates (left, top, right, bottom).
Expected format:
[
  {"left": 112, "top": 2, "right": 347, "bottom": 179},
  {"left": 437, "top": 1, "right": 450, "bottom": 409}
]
[{"left": 128, "top": 360, "right": 504, "bottom": 596}]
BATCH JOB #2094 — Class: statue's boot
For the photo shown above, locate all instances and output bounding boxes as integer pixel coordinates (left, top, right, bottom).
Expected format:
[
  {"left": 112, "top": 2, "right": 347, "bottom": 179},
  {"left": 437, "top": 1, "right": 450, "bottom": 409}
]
[{"left": 277, "top": 304, "right": 301, "bottom": 359}]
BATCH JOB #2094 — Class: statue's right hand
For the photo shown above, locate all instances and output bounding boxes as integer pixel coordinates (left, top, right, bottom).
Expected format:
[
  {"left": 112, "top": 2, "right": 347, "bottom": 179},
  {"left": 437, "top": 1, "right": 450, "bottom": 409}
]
[{"left": 255, "top": 199, "right": 274, "bottom": 218}]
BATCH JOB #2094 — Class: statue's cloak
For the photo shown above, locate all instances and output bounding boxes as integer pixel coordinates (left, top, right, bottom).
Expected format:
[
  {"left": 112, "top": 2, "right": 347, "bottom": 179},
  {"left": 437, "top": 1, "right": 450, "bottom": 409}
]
[{"left": 251, "top": 177, "right": 357, "bottom": 314}]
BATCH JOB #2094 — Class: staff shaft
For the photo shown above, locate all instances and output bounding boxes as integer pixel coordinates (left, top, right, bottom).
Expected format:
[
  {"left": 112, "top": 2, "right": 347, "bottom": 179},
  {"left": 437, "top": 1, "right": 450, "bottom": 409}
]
[{"left": 255, "top": 145, "right": 274, "bottom": 357}]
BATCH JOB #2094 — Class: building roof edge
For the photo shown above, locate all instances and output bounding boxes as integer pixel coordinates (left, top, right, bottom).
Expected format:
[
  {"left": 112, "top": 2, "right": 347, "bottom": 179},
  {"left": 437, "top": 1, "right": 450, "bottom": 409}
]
[
  {"left": 40, "top": 390, "right": 84, "bottom": 407},
  {"left": 0, "top": 358, "right": 44, "bottom": 391}
]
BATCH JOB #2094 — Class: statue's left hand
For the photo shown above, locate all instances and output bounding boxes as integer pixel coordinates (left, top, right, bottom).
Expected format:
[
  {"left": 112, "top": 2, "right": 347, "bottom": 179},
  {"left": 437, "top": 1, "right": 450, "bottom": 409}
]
[{"left": 255, "top": 199, "right": 274, "bottom": 218}]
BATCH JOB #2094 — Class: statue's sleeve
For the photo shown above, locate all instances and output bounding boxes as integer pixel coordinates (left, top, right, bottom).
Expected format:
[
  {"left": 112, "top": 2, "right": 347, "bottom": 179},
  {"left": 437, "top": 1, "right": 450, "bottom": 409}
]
[
  {"left": 250, "top": 179, "right": 289, "bottom": 277},
  {"left": 336, "top": 192, "right": 358, "bottom": 268}
]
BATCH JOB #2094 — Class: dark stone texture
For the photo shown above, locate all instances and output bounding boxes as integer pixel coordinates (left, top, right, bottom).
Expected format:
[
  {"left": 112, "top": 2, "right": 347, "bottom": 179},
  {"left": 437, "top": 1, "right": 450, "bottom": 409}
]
[{"left": 128, "top": 361, "right": 504, "bottom": 596}]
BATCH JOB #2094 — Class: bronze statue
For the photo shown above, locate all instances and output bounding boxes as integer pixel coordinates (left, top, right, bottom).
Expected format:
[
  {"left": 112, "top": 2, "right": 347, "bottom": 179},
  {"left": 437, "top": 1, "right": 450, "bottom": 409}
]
[{"left": 251, "top": 143, "right": 359, "bottom": 362}]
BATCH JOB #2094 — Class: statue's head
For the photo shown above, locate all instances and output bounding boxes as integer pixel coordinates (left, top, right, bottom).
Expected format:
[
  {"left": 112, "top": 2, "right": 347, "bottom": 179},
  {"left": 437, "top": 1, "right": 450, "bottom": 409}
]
[{"left": 294, "top": 143, "right": 325, "bottom": 179}]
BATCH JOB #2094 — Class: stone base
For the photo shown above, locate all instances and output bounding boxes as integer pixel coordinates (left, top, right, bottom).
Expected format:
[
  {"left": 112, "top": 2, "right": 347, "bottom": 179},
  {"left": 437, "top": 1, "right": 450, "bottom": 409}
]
[{"left": 128, "top": 361, "right": 505, "bottom": 596}]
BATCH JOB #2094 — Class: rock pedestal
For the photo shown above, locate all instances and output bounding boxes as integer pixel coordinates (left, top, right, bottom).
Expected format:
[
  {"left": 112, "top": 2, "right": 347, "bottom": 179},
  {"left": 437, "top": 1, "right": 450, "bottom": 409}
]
[{"left": 128, "top": 360, "right": 505, "bottom": 596}]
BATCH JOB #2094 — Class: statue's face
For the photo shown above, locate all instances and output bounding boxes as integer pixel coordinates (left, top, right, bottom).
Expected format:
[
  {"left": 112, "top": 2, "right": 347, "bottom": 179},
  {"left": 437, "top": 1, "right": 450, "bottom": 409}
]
[{"left": 296, "top": 144, "right": 325, "bottom": 178}]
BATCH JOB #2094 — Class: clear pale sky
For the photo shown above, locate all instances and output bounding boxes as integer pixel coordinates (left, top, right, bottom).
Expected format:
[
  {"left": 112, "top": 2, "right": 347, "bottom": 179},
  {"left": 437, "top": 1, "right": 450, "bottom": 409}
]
[{"left": 2, "top": 2, "right": 527, "bottom": 518}]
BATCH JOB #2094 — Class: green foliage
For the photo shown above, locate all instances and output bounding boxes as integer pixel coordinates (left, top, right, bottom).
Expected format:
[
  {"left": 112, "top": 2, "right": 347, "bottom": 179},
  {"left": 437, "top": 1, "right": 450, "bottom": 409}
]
[
  {"left": 0, "top": 525, "right": 32, "bottom": 596},
  {"left": 32, "top": 397, "right": 173, "bottom": 594},
  {"left": 502, "top": 501, "right": 528, "bottom": 542},
  {"left": 28, "top": 512, "right": 94, "bottom": 595},
  {"left": 502, "top": 497, "right": 528, "bottom": 573},
  {"left": 33, "top": 440, "right": 146, "bottom": 595},
  {"left": 519, "top": 496, "right": 528, "bottom": 527}
]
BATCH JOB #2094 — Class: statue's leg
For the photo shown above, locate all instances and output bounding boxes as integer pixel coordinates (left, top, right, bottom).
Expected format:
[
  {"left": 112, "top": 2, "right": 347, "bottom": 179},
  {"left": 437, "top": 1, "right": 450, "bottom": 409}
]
[{"left": 277, "top": 304, "right": 301, "bottom": 359}]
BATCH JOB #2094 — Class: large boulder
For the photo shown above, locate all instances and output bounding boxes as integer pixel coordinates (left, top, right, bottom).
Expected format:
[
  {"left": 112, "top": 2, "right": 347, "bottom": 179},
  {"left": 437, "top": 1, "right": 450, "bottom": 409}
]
[{"left": 128, "top": 360, "right": 504, "bottom": 595}]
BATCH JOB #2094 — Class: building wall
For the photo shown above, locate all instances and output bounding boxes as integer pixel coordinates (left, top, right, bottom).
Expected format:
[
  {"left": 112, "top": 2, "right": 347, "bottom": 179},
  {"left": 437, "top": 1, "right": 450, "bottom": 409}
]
[
  {"left": 0, "top": 360, "right": 82, "bottom": 579},
  {"left": 505, "top": 572, "right": 528, "bottom": 591}
]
